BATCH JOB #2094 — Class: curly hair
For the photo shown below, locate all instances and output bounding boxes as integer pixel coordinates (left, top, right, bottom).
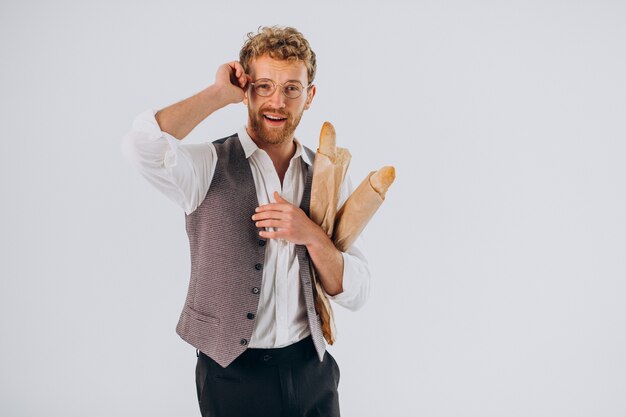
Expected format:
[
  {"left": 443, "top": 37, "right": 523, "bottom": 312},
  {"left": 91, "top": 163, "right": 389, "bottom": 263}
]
[{"left": 239, "top": 26, "right": 317, "bottom": 85}]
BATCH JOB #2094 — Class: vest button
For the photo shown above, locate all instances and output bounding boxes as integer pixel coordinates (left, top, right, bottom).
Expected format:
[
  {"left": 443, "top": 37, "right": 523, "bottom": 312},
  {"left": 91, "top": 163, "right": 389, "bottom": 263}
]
[
  {"left": 258, "top": 240, "right": 266, "bottom": 247},
  {"left": 247, "top": 313, "right": 255, "bottom": 320},
  {"left": 255, "top": 263, "right": 263, "bottom": 270},
  {"left": 251, "top": 287, "right": 260, "bottom": 294},
  {"left": 240, "top": 338, "right": 248, "bottom": 346}
]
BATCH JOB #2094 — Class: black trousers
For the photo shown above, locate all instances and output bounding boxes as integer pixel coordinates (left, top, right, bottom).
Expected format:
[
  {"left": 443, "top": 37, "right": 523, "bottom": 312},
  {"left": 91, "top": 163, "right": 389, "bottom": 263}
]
[{"left": 195, "top": 336, "right": 341, "bottom": 417}]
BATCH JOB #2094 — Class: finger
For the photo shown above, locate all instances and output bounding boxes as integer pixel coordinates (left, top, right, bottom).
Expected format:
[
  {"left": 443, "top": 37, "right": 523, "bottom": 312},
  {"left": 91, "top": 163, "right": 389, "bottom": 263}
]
[
  {"left": 226, "top": 61, "right": 238, "bottom": 75},
  {"left": 228, "top": 68, "right": 239, "bottom": 86},
  {"left": 255, "top": 203, "right": 289, "bottom": 213},
  {"left": 273, "top": 191, "right": 291, "bottom": 204},
  {"left": 232, "top": 62, "right": 245, "bottom": 77},
  {"left": 259, "top": 230, "right": 292, "bottom": 241},
  {"left": 255, "top": 219, "right": 286, "bottom": 229},
  {"left": 239, "top": 75, "right": 251, "bottom": 90},
  {"left": 259, "top": 230, "right": 281, "bottom": 239},
  {"left": 226, "top": 62, "right": 245, "bottom": 87},
  {"left": 252, "top": 211, "right": 283, "bottom": 221}
]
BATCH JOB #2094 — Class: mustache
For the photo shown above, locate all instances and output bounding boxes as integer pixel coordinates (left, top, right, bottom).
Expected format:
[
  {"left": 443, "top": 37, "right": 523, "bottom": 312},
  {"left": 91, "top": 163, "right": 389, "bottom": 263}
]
[{"left": 258, "top": 107, "right": 291, "bottom": 118}]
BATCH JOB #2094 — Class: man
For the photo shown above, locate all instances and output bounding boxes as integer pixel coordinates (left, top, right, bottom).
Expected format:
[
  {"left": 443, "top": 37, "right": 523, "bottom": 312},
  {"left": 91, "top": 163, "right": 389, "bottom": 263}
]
[{"left": 121, "top": 26, "right": 370, "bottom": 417}]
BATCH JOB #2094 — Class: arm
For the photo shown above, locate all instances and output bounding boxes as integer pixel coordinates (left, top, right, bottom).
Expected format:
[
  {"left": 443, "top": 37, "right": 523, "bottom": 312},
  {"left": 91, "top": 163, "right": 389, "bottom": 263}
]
[
  {"left": 253, "top": 186, "right": 371, "bottom": 309},
  {"left": 120, "top": 62, "right": 249, "bottom": 214},
  {"left": 318, "top": 174, "right": 371, "bottom": 309},
  {"left": 253, "top": 192, "right": 344, "bottom": 295},
  {"left": 298, "top": 214, "right": 345, "bottom": 296},
  {"left": 155, "top": 61, "right": 249, "bottom": 140}
]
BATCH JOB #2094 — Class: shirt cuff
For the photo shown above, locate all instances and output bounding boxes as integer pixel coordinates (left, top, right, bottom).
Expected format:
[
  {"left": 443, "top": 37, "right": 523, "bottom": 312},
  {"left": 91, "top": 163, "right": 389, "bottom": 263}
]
[
  {"left": 131, "top": 109, "right": 164, "bottom": 140},
  {"left": 131, "top": 109, "right": 181, "bottom": 168},
  {"left": 327, "top": 250, "right": 370, "bottom": 311}
]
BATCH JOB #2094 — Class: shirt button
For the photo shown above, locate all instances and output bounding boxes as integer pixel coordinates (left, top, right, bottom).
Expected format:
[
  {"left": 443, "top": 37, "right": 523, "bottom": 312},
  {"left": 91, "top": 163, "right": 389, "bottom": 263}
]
[
  {"left": 258, "top": 240, "right": 266, "bottom": 247},
  {"left": 247, "top": 313, "right": 255, "bottom": 320},
  {"left": 255, "top": 263, "right": 263, "bottom": 271},
  {"left": 240, "top": 339, "right": 248, "bottom": 346},
  {"left": 252, "top": 287, "right": 260, "bottom": 294}
]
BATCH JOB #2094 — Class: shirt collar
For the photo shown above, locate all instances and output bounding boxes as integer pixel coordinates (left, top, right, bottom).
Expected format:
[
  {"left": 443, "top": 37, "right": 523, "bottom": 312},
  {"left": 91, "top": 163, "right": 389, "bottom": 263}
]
[{"left": 237, "top": 126, "right": 313, "bottom": 166}]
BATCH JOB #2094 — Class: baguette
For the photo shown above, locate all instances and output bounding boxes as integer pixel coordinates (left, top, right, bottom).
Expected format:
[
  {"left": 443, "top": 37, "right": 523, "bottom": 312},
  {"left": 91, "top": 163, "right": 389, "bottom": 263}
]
[
  {"left": 332, "top": 166, "right": 396, "bottom": 252},
  {"left": 318, "top": 121, "right": 336, "bottom": 158},
  {"left": 369, "top": 166, "right": 396, "bottom": 198}
]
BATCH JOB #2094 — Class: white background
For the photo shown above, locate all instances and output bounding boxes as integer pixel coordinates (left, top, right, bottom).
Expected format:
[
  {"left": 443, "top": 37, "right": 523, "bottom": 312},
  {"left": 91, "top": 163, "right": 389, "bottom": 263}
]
[{"left": 1, "top": 1, "right": 625, "bottom": 416}]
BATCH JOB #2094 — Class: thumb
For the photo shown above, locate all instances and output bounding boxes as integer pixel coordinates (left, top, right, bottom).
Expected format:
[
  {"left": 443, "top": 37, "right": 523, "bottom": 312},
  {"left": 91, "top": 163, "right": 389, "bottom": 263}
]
[{"left": 274, "top": 191, "right": 289, "bottom": 204}]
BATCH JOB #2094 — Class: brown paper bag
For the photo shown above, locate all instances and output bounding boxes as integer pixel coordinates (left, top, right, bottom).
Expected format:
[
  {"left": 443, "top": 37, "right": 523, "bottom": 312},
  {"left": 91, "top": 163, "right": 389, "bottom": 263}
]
[
  {"left": 309, "top": 122, "right": 350, "bottom": 344},
  {"left": 309, "top": 122, "right": 395, "bottom": 345}
]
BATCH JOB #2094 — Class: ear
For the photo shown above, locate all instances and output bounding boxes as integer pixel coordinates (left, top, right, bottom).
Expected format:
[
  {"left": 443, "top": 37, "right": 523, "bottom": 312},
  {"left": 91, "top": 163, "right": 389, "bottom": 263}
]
[
  {"left": 243, "top": 86, "right": 249, "bottom": 106},
  {"left": 304, "top": 84, "right": 316, "bottom": 110}
]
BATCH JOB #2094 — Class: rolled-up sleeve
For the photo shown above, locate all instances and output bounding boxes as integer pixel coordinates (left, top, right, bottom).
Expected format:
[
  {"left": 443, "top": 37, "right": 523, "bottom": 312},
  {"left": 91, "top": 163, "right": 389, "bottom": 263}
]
[
  {"left": 326, "top": 174, "right": 372, "bottom": 311},
  {"left": 120, "top": 109, "right": 216, "bottom": 215},
  {"left": 327, "top": 236, "right": 371, "bottom": 311}
]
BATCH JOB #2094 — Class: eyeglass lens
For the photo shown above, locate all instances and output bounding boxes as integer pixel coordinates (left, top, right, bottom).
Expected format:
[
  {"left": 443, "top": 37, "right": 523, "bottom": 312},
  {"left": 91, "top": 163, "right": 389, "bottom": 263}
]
[{"left": 253, "top": 79, "right": 304, "bottom": 99}]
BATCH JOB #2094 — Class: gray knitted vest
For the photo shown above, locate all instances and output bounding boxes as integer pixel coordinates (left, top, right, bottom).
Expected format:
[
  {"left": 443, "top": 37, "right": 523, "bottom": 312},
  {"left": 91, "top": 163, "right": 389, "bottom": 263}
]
[{"left": 175, "top": 134, "right": 325, "bottom": 368}]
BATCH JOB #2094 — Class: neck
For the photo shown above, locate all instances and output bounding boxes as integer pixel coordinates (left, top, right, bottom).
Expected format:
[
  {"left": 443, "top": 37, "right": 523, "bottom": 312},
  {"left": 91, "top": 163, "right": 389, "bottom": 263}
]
[{"left": 246, "top": 127, "right": 297, "bottom": 185}]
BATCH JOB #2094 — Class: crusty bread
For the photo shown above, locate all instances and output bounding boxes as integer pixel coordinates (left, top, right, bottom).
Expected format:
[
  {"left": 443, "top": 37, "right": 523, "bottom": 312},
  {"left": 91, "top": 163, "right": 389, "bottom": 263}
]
[
  {"left": 369, "top": 166, "right": 396, "bottom": 198},
  {"left": 318, "top": 121, "right": 336, "bottom": 158}
]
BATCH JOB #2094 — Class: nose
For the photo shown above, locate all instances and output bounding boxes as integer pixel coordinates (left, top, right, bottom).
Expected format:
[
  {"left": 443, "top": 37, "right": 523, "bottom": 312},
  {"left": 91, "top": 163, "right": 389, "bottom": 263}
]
[{"left": 266, "top": 87, "right": 287, "bottom": 109}]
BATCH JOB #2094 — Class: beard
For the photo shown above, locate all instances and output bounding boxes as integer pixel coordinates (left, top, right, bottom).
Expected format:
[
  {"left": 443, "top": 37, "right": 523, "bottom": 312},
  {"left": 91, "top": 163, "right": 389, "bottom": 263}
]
[{"left": 248, "top": 105, "right": 304, "bottom": 146}]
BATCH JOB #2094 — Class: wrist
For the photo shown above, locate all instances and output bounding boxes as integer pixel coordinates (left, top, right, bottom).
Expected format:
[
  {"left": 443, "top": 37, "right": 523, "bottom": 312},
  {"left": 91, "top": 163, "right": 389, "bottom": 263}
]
[
  {"left": 305, "top": 225, "right": 332, "bottom": 251},
  {"left": 207, "top": 82, "right": 243, "bottom": 107},
  {"left": 200, "top": 84, "right": 229, "bottom": 107}
]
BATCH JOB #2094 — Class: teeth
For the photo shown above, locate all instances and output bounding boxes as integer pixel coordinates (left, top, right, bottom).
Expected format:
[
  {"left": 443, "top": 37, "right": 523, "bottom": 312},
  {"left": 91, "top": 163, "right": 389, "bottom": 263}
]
[{"left": 265, "top": 115, "right": 285, "bottom": 121}]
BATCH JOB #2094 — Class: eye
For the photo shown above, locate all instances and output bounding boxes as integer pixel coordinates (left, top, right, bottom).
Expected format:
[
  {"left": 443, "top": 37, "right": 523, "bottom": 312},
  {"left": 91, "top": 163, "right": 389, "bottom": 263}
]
[
  {"left": 284, "top": 84, "right": 301, "bottom": 92},
  {"left": 253, "top": 79, "right": 274, "bottom": 96}
]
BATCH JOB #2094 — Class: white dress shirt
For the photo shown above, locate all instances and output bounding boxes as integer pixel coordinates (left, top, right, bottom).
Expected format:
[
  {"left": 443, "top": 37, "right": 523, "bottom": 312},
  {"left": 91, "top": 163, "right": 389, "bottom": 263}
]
[{"left": 121, "top": 110, "right": 370, "bottom": 348}]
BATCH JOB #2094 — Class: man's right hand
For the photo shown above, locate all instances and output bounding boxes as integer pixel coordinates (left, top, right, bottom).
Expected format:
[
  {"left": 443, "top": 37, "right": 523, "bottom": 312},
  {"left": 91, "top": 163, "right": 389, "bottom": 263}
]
[
  {"left": 214, "top": 61, "right": 250, "bottom": 105},
  {"left": 154, "top": 61, "right": 251, "bottom": 140}
]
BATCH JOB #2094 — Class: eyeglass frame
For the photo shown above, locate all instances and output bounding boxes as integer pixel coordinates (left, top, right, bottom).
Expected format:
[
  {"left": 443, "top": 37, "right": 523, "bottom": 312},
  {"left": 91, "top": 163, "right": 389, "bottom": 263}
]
[{"left": 248, "top": 78, "right": 313, "bottom": 99}]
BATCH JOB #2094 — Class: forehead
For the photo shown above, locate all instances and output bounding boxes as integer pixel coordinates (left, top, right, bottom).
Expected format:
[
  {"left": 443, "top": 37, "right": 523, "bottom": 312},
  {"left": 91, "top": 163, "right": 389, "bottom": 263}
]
[{"left": 248, "top": 55, "right": 308, "bottom": 83}]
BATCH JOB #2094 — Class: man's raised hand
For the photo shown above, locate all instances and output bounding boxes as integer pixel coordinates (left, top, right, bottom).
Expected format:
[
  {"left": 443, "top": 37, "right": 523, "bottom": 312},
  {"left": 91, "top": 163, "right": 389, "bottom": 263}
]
[{"left": 215, "top": 61, "right": 250, "bottom": 105}]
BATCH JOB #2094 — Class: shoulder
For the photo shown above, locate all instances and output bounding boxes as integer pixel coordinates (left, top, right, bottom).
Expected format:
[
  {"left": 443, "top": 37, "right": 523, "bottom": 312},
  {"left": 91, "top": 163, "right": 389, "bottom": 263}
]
[
  {"left": 212, "top": 133, "right": 239, "bottom": 146},
  {"left": 211, "top": 133, "right": 250, "bottom": 163}
]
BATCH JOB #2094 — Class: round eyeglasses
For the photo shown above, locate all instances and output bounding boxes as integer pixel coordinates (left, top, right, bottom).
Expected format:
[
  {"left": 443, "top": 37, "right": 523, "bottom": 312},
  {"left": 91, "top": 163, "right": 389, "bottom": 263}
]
[{"left": 249, "top": 78, "right": 310, "bottom": 99}]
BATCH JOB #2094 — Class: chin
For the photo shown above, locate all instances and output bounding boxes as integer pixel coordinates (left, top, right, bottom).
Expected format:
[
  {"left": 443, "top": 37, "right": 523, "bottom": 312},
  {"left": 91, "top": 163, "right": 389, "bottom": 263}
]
[
  {"left": 251, "top": 119, "right": 297, "bottom": 145},
  {"left": 261, "top": 128, "right": 292, "bottom": 144}
]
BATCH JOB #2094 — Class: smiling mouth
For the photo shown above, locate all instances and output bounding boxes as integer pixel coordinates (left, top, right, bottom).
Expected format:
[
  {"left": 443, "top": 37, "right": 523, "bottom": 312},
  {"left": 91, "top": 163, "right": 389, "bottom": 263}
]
[{"left": 263, "top": 114, "right": 288, "bottom": 123}]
